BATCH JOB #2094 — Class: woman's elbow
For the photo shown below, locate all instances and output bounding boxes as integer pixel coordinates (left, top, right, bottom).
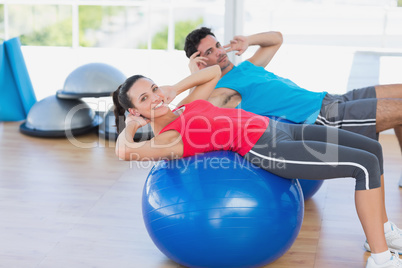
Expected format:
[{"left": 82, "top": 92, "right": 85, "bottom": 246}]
[
  {"left": 212, "top": 65, "right": 221, "bottom": 78},
  {"left": 116, "top": 148, "right": 145, "bottom": 161},
  {"left": 116, "top": 151, "right": 127, "bottom": 161},
  {"left": 276, "top": 31, "right": 283, "bottom": 45},
  {"left": 115, "top": 146, "right": 130, "bottom": 161}
]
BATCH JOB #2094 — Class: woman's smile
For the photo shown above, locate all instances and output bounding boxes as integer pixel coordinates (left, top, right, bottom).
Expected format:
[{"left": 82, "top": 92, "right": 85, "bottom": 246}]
[{"left": 153, "top": 100, "right": 165, "bottom": 110}]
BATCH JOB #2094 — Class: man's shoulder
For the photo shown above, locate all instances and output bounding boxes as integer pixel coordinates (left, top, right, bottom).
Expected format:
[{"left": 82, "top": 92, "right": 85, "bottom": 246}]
[
  {"left": 222, "top": 60, "right": 253, "bottom": 78},
  {"left": 237, "top": 60, "right": 264, "bottom": 71},
  {"left": 238, "top": 60, "right": 254, "bottom": 67},
  {"left": 218, "top": 61, "right": 251, "bottom": 83}
]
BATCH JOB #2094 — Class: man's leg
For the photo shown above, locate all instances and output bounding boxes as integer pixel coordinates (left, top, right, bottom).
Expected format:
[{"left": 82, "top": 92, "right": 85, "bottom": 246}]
[
  {"left": 375, "top": 99, "right": 402, "bottom": 132},
  {"left": 375, "top": 84, "right": 402, "bottom": 99},
  {"left": 375, "top": 85, "right": 402, "bottom": 187}
]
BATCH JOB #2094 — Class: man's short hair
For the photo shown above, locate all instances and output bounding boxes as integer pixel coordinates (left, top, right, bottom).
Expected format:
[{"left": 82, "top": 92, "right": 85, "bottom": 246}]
[{"left": 184, "top": 27, "right": 215, "bottom": 58}]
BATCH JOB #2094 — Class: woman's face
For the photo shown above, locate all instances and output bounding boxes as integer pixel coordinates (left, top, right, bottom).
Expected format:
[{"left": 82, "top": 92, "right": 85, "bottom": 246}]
[{"left": 127, "top": 78, "right": 169, "bottom": 119}]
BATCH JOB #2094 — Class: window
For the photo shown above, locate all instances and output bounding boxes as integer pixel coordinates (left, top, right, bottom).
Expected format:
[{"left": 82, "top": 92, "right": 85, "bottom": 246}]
[
  {"left": 1, "top": 0, "right": 224, "bottom": 102},
  {"left": 2, "top": 0, "right": 224, "bottom": 50},
  {"left": 8, "top": 4, "right": 72, "bottom": 46},
  {"left": 243, "top": 0, "right": 402, "bottom": 48},
  {"left": 79, "top": 5, "right": 148, "bottom": 48}
]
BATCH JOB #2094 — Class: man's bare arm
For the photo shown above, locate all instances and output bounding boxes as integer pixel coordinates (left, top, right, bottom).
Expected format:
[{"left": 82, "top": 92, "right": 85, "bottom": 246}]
[{"left": 225, "top": 31, "right": 283, "bottom": 68}]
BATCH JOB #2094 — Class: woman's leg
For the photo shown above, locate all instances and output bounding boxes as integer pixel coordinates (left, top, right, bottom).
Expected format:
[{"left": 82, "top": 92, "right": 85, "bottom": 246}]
[
  {"left": 246, "top": 139, "right": 389, "bottom": 254},
  {"left": 245, "top": 122, "right": 388, "bottom": 254},
  {"left": 380, "top": 175, "right": 388, "bottom": 226},
  {"left": 289, "top": 122, "right": 384, "bottom": 175},
  {"left": 355, "top": 187, "right": 387, "bottom": 254},
  {"left": 289, "top": 123, "right": 387, "bottom": 223}
]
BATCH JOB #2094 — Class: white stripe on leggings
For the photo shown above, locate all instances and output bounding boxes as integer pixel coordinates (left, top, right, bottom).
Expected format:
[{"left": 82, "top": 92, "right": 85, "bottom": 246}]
[
  {"left": 316, "top": 115, "right": 376, "bottom": 127},
  {"left": 248, "top": 149, "right": 370, "bottom": 190},
  {"left": 315, "top": 119, "right": 377, "bottom": 128}
]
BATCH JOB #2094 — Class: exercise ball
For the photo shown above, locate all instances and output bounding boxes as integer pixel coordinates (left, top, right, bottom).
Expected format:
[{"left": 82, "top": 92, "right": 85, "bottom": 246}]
[
  {"left": 19, "top": 95, "right": 101, "bottom": 137},
  {"left": 142, "top": 151, "right": 304, "bottom": 268},
  {"left": 298, "top": 179, "right": 324, "bottom": 201},
  {"left": 268, "top": 116, "right": 324, "bottom": 200},
  {"left": 56, "top": 62, "right": 126, "bottom": 99}
]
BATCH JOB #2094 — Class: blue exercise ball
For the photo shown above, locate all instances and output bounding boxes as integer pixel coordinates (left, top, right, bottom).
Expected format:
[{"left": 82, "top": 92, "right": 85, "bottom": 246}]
[
  {"left": 268, "top": 116, "right": 324, "bottom": 201},
  {"left": 142, "top": 151, "right": 304, "bottom": 268},
  {"left": 298, "top": 179, "right": 324, "bottom": 201}
]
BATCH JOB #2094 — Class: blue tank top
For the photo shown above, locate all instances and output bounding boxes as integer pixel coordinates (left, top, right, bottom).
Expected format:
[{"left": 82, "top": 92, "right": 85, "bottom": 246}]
[{"left": 215, "top": 61, "right": 327, "bottom": 124}]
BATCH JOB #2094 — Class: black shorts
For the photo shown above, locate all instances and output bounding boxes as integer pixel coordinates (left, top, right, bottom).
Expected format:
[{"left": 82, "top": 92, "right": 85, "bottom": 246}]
[{"left": 315, "top": 86, "right": 378, "bottom": 140}]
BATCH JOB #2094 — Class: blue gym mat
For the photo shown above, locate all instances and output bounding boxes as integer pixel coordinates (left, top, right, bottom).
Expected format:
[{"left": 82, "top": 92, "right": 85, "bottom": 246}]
[{"left": 0, "top": 37, "right": 36, "bottom": 121}]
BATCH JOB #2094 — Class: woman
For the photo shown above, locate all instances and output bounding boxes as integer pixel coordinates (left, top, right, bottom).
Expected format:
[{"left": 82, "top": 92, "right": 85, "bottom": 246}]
[{"left": 112, "top": 65, "right": 401, "bottom": 268}]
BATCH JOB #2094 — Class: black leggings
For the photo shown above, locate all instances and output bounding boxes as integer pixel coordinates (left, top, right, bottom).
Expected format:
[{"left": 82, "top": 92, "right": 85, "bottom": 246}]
[{"left": 244, "top": 120, "right": 383, "bottom": 190}]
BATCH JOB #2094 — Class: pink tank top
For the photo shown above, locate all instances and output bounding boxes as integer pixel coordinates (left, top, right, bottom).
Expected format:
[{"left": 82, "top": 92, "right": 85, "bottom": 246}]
[{"left": 159, "top": 100, "right": 269, "bottom": 157}]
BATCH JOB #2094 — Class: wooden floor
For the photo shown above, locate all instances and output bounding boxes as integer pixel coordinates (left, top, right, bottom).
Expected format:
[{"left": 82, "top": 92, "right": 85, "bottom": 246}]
[{"left": 0, "top": 121, "right": 401, "bottom": 268}]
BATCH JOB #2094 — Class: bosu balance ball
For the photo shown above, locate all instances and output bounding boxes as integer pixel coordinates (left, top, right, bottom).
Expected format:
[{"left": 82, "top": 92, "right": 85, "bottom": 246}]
[
  {"left": 142, "top": 151, "right": 304, "bottom": 268},
  {"left": 19, "top": 95, "right": 101, "bottom": 137},
  {"left": 56, "top": 62, "right": 126, "bottom": 99}
]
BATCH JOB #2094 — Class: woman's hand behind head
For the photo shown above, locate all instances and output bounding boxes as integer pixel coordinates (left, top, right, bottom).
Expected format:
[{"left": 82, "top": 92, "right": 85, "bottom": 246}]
[{"left": 125, "top": 113, "right": 150, "bottom": 128}]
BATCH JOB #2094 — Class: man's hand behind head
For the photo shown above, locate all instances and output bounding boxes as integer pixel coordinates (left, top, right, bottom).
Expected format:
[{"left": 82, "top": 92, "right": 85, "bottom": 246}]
[{"left": 188, "top": 51, "right": 209, "bottom": 73}]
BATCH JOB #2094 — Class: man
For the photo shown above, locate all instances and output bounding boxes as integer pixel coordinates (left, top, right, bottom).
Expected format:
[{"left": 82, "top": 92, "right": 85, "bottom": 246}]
[{"left": 184, "top": 27, "right": 402, "bottom": 187}]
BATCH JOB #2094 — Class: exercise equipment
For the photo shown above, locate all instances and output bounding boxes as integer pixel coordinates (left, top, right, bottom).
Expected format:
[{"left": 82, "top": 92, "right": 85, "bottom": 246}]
[
  {"left": 0, "top": 37, "right": 36, "bottom": 121},
  {"left": 268, "top": 116, "right": 324, "bottom": 200},
  {"left": 298, "top": 179, "right": 324, "bottom": 201},
  {"left": 56, "top": 62, "right": 126, "bottom": 99},
  {"left": 142, "top": 151, "right": 304, "bottom": 268},
  {"left": 20, "top": 95, "right": 101, "bottom": 138}
]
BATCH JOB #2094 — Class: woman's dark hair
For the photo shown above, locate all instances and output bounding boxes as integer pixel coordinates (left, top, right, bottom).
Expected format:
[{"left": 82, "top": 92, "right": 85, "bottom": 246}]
[
  {"left": 112, "top": 74, "right": 146, "bottom": 134},
  {"left": 184, "top": 27, "right": 215, "bottom": 58}
]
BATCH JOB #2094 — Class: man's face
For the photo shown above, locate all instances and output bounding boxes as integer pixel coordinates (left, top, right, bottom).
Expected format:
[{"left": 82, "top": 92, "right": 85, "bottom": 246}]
[{"left": 197, "top": 35, "right": 231, "bottom": 70}]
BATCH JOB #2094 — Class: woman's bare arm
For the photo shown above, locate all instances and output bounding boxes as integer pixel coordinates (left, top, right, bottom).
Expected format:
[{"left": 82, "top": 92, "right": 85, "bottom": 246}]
[
  {"left": 115, "top": 117, "right": 183, "bottom": 161},
  {"left": 160, "top": 65, "right": 221, "bottom": 107}
]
